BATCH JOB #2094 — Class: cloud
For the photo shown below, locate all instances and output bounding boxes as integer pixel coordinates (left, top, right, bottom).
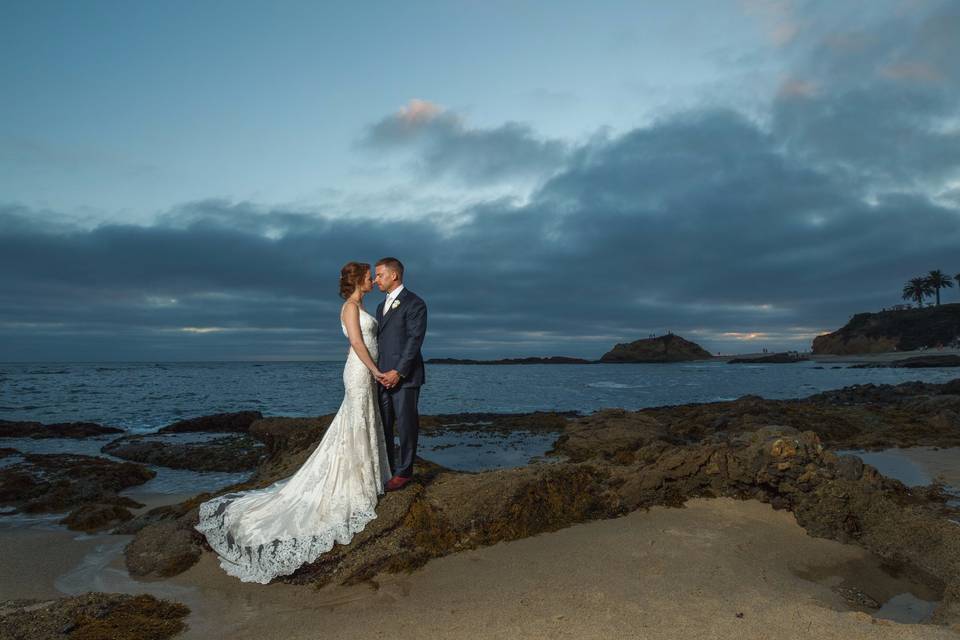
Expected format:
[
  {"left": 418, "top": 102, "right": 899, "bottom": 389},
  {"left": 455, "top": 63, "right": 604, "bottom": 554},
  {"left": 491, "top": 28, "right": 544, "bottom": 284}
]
[
  {"left": 3, "top": 1, "right": 959, "bottom": 361},
  {"left": 359, "top": 99, "right": 570, "bottom": 186},
  {"left": 771, "top": 0, "right": 960, "bottom": 190},
  {"left": 4, "top": 99, "right": 960, "bottom": 361}
]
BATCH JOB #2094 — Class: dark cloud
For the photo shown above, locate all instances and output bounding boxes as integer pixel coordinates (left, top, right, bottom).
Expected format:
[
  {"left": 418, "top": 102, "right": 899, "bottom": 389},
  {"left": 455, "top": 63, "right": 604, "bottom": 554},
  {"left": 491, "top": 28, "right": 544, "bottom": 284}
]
[
  {"left": 3, "top": 101, "right": 959, "bottom": 361},
  {"left": 3, "top": 2, "right": 959, "bottom": 361},
  {"left": 772, "top": 0, "right": 960, "bottom": 189},
  {"left": 359, "top": 99, "right": 569, "bottom": 185}
]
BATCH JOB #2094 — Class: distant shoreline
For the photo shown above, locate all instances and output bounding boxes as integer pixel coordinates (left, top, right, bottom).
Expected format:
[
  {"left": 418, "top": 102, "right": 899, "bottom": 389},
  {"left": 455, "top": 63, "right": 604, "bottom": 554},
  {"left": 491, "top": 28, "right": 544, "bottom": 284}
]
[{"left": 427, "top": 348, "right": 960, "bottom": 365}]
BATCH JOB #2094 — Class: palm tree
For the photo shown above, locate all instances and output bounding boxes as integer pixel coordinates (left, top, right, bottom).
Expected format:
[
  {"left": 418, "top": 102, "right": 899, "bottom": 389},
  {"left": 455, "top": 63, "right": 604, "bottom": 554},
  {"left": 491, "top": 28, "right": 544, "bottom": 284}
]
[
  {"left": 925, "top": 270, "right": 954, "bottom": 306},
  {"left": 903, "top": 277, "right": 934, "bottom": 308}
]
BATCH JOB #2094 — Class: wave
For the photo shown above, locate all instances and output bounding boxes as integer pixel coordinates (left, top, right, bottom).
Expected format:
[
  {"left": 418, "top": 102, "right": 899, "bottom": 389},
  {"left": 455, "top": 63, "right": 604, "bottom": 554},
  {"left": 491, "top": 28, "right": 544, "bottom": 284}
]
[{"left": 586, "top": 381, "right": 648, "bottom": 389}]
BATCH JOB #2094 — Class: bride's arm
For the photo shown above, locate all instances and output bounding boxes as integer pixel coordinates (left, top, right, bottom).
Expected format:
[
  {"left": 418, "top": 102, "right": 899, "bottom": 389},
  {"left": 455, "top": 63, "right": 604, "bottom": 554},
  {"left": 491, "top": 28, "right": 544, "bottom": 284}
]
[{"left": 342, "top": 302, "right": 382, "bottom": 378}]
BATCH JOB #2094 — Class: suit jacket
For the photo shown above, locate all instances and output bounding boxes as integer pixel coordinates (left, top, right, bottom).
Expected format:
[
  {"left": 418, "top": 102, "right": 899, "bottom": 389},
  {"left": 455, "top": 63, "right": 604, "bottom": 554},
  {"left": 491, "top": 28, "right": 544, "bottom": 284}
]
[{"left": 376, "top": 287, "right": 427, "bottom": 387}]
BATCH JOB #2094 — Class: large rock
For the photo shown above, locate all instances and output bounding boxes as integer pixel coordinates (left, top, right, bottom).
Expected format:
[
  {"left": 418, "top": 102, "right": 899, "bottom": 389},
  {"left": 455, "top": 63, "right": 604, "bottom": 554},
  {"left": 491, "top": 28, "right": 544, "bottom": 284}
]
[
  {"left": 551, "top": 409, "right": 671, "bottom": 462},
  {"left": 157, "top": 410, "right": 263, "bottom": 434},
  {"left": 124, "top": 519, "right": 205, "bottom": 578},
  {"left": 248, "top": 415, "right": 333, "bottom": 483},
  {"left": 0, "top": 419, "right": 122, "bottom": 439},
  {"left": 600, "top": 334, "right": 713, "bottom": 363},
  {"left": 0, "top": 592, "right": 189, "bottom": 639},
  {"left": 812, "top": 303, "right": 960, "bottom": 354},
  {"left": 60, "top": 502, "right": 141, "bottom": 533},
  {"left": 102, "top": 433, "right": 264, "bottom": 472},
  {"left": 0, "top": 453, "right": 154, "bottom": 514},
  {"left": 636, "top": 381, "right": 960, "bottom": 450}
]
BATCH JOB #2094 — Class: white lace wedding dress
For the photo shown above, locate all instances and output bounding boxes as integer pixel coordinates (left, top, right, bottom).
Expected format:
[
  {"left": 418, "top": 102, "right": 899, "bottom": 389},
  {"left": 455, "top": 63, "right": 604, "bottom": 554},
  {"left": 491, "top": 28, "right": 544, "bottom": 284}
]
[{"left": 195, "top": 307, "right": 393, "bottom": 584}]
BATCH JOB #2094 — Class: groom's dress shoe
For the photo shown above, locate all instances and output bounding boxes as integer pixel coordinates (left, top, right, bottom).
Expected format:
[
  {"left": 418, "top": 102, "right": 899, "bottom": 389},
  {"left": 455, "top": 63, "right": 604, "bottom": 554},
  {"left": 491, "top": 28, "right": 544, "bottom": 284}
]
[{"left": 385, "top": 476, "right": 411, "bottom": 492}]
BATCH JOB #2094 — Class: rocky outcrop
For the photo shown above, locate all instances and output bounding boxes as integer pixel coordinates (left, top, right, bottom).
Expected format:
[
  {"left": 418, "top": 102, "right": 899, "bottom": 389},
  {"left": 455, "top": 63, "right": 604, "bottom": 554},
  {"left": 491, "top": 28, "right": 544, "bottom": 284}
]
[
  {"left": 247, "top": 416, "right": 333, "bottom": 483},
  {"left": 552, "top": 410, "right": 672, "bottom": 462},
  {"left": 157, "top": 410, "right": 263, "bottom": 434},
  {"left": 122, "top": 386, "right": 960, "bottom": 625},
  {"left": 125, "top": 517, "right": 207, "bottom": 578},
  {"left": 812, "top": 303, "right": 960, "bottom": 354},
  {"left": 0, "top": 419, "right": 122, "bottom": 439},
  {"left": 118, "top": 383, "right": 960, "bottom": 625},
  {"left": 0, "top": 592, "right": 189, "bottom": 639},
  {"left": 636, "top": 380, "right": 960, "bottom": 450},
  {"left": 0, "top": 453, "right": 153, "bottom": 515},
  {"left": 60, "top": 502, "right": 143, "bottom": 533},
  {"left": 102, "top": 433, "right": 265, "bottom": 472},
  {"left": 600, "top": 334, "right": 713, "bottom": 363}
]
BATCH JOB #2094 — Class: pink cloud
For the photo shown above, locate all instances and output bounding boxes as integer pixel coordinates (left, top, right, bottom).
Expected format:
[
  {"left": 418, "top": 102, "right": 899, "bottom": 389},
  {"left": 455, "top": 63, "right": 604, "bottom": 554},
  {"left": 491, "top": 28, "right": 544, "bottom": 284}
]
[
  {"left": 397, "top": 99, "right": 444, "bottom": 125},
  {"left": 777, "top": 78, "right": 818, "bottom": 99}
]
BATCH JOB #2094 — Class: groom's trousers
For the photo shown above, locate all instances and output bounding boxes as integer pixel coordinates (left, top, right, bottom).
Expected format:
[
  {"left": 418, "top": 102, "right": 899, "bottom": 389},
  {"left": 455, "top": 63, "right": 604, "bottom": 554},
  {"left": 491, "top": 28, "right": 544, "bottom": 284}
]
[{"left": 378, "top": 385, "right": 420, "bottom": 478}]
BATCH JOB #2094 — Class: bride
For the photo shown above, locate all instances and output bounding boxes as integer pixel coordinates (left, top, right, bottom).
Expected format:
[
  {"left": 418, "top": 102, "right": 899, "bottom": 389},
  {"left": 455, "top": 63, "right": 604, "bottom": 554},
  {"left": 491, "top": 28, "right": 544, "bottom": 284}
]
[{"left": 195, "top": 262, "right": 393, "bottom": 584}]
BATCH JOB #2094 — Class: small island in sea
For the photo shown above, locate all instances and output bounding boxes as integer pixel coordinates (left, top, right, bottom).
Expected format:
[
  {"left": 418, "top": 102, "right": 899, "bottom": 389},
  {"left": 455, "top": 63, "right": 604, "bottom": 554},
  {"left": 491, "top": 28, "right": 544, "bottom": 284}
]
[
  {"left": 430, "top": 334, "right": 716, "bottom": 365},
  {"left": 599, "top": 333, "right": 713, "bottom": 362}
]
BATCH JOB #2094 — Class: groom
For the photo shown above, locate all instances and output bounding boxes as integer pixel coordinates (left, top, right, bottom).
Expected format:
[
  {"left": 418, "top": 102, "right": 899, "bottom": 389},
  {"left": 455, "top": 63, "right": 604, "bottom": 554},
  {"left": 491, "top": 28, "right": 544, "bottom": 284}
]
[{"left": 373, "top": 257, "right": 427, "bottom": 492}]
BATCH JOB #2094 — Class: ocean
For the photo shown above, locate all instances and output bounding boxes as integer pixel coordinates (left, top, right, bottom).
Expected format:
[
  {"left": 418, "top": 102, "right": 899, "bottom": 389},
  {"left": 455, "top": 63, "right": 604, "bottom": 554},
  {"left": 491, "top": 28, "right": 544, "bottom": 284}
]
[{"left": 2, "top": 359, "right": 959, "bottom": 433}]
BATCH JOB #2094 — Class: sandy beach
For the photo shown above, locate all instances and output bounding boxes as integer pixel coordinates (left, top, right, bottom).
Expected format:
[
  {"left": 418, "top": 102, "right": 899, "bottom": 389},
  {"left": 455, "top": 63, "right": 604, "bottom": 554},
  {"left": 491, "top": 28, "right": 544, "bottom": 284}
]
[
  {"left": 1, "top": 496, "right": 956, "bottom": 639},
  {"left": 105, "top": 499, "right": 960, "bottom": 638}
]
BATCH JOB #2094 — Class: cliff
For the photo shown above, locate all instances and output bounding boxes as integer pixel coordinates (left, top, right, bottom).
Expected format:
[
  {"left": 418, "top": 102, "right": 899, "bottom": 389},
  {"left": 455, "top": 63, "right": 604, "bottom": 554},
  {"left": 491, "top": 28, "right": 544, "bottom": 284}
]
[
  {"left": 599, "top": 334, "right": 713, "bottom": 363},
  {"left": 812, "top": 303, "right": 960, "bottom": 355}
]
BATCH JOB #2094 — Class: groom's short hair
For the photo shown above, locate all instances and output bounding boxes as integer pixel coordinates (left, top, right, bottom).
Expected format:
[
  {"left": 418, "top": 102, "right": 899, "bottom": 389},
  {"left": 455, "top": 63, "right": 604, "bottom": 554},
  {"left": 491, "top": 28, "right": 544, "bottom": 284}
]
[{"left": 376, "top": 257, "right": 404, "bottom": 280}]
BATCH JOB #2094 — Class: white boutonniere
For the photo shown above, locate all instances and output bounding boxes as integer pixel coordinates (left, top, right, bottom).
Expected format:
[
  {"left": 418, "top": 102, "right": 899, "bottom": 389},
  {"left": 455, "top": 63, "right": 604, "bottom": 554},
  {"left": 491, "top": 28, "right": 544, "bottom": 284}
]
[{"left": 391, "top": 300, "right": 401, "bottom": 310}]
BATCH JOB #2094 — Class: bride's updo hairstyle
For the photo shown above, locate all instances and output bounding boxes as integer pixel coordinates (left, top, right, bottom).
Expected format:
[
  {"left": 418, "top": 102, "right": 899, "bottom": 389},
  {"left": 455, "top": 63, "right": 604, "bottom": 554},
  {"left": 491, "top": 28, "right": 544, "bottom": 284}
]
[{"left": 339, "top": 262, "right": 371, "bottom": 299}]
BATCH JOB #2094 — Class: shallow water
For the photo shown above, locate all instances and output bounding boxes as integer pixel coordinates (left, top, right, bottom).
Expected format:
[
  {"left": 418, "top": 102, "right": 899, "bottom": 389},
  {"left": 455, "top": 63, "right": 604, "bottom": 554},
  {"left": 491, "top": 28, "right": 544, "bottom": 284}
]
[
  {"left": 792, "top": 555, "right": 942, "bottom": 624},
  {"left": 835, "top": 450, "right": 934, "bottom": 487}
]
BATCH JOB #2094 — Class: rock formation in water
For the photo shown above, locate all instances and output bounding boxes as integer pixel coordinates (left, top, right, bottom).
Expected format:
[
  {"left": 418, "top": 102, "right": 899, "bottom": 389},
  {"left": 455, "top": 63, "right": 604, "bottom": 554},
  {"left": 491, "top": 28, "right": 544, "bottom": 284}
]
[
  {"left": 102, "top": 433, "right": 265, "bottom": 472},
  {"left": 600, "top": 334, "right": 713, "bottom": 363},
  {"left": 0, "top": 419, "right": 122, "bottom": 439}
]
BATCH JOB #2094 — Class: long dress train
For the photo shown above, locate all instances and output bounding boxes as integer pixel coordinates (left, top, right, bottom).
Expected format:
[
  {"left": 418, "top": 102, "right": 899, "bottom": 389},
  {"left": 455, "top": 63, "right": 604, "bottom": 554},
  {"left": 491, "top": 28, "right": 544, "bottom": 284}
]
[{"left": 194, "top": 308, "right": 392, "bottom": 584}]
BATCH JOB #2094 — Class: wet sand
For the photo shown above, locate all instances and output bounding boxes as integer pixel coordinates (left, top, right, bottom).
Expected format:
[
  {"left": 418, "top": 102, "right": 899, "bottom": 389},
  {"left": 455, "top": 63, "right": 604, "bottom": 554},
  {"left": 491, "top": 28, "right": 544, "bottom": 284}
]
[
  {"left": 8, "top": 498, "right": 947, "bottom": 639},
  {"left": 0, "top": 528, "right": 101, "bottom": 601}
]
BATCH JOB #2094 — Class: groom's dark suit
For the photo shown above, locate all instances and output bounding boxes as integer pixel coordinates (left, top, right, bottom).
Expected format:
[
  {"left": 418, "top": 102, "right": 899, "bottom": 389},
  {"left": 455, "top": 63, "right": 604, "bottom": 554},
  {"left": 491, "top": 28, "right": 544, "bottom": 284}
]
[{"left": 376, "top": 287, "right": 427, "bottom": 478}]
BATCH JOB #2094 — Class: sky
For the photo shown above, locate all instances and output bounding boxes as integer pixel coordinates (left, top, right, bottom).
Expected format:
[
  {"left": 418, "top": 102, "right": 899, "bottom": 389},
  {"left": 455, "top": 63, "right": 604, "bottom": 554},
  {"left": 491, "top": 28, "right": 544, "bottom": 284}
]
[{"left": 1, "top": 0, "right": 959, "bottom": 361}]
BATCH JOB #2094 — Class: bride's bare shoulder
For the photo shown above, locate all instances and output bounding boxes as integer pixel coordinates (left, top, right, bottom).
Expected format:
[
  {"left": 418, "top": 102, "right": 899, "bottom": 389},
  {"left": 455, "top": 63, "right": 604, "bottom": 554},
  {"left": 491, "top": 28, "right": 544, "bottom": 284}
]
[{"left": 341, "top": 300, "right": 360, "bottom": 322}]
